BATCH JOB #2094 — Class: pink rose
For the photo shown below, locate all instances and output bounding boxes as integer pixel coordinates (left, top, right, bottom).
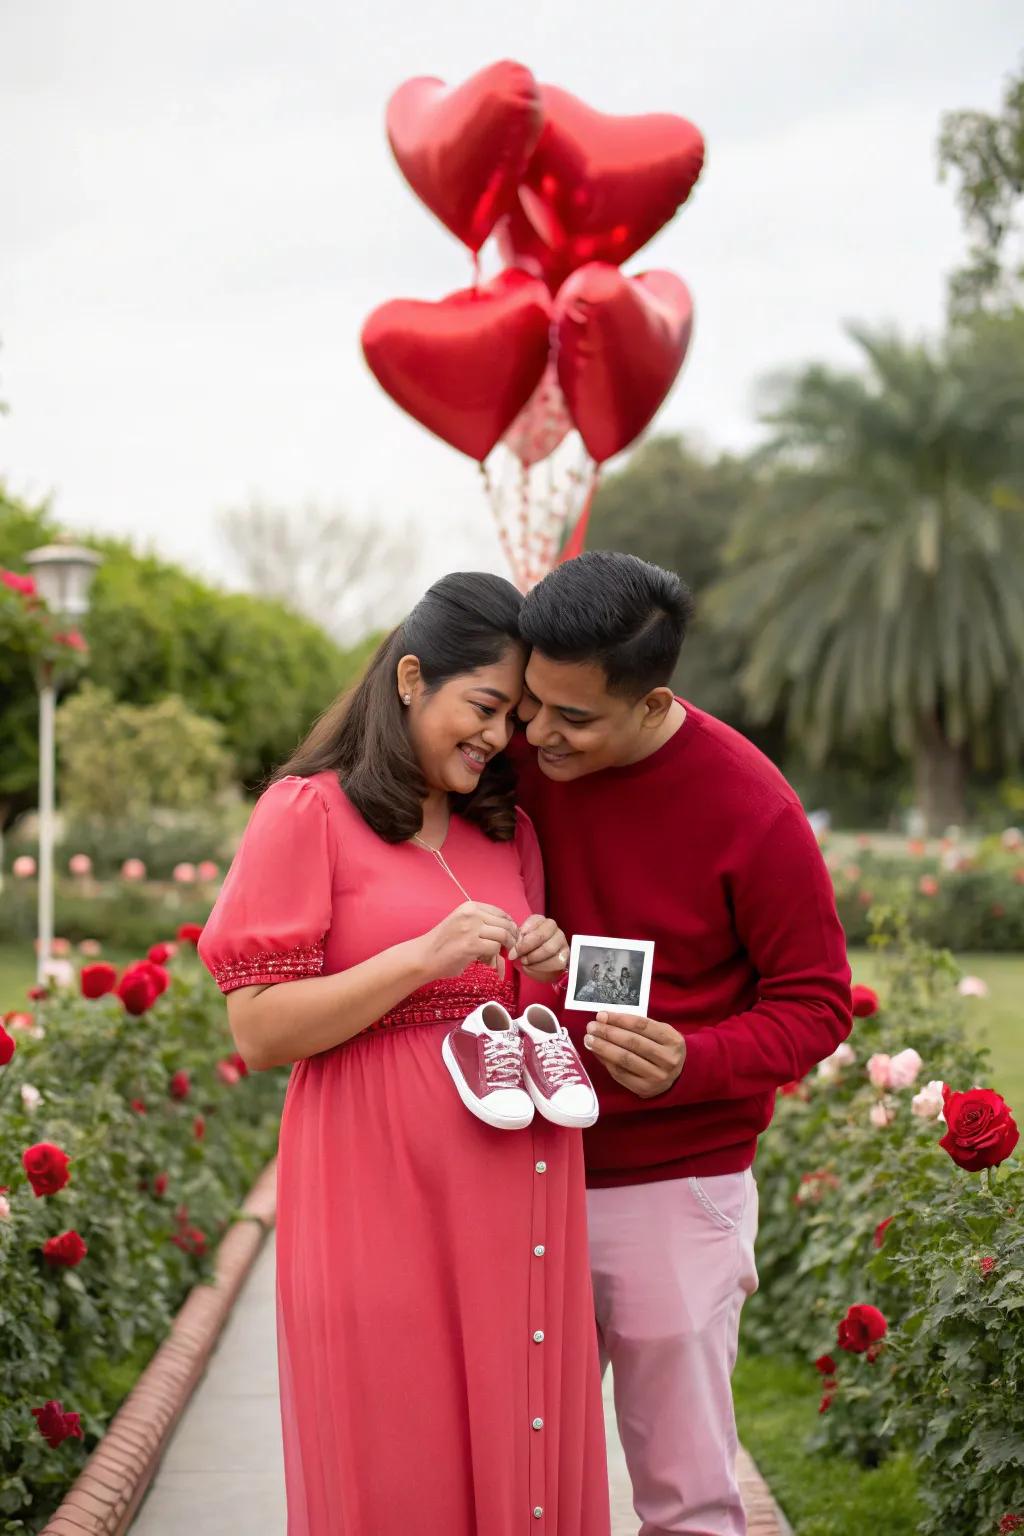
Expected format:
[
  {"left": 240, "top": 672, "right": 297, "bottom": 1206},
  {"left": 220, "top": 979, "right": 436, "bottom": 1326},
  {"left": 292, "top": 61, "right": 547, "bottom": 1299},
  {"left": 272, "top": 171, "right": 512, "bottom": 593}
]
[
  {"left": 888, "top": 1048, "right": 923, "bottom": 1090},
  {"left": 0, "top": 1194, "right": 10, "bottom": 1222},
  {"left": 68, "top": 853, "right": 92, "bottom": 877},
  {"left": 912, "top": 1079, "right": 946, "bottom": 1120},
  {"left": 870, "top": 1101, "right": 894, "bottom": 1128},
  {"left": 197, "top": 860, "right": 220, "bottom": 882},
  {"left": 1001, "top": 828, "right": 1023, "bottom": 851},
  {"left": 957, "top": 975, "right": 989, "bottom": 999},
  {"left": 173, "top": 862, "right": 196, "bottom": 884},
  {"left": 918, "top": 875, "right": 939, "bottom": 898},
  {"left": 121, "top": 858, "right": 147, "bottom": 881},
  {"left": 78, "top": 939, "right": 102, "bottom": 956},
  {"left": 867, "top": 1053, "right": 892, "bottom": 1089},
  {"left": 13, "top": 855, "right": 36, "bottom": 879},
  {"left": 817, "top": 1042, "right": 856, "bottom": 1081}
]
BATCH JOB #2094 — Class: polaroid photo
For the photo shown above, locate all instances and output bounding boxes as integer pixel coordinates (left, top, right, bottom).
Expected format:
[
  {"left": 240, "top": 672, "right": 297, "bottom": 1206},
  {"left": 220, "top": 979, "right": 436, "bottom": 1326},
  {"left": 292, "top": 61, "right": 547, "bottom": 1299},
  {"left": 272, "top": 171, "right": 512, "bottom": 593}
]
[{"left": 564, "top": 934, "right": 655, "bottom": 1018}]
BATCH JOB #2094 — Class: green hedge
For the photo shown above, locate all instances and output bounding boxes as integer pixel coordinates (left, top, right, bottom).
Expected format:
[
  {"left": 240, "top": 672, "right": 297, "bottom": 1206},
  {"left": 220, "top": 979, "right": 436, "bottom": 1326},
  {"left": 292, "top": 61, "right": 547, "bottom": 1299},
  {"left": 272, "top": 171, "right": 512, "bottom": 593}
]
[
  {"left": 0, "top": 880, "right": 213, "bottom": 953},
  {"left": 749, "top": 916, "right": 1023, "bottom": 1533},
  {"left": 0, "top": 952, "right": 288, "bottom": 1532}
]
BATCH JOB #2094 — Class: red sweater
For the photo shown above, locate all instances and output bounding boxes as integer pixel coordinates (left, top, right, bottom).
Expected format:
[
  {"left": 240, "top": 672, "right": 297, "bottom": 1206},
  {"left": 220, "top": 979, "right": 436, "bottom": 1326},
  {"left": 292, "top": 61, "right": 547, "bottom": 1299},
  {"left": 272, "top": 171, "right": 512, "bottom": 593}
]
[{"left": 513, "top": 703, "right": 852, "bottom": 1187}]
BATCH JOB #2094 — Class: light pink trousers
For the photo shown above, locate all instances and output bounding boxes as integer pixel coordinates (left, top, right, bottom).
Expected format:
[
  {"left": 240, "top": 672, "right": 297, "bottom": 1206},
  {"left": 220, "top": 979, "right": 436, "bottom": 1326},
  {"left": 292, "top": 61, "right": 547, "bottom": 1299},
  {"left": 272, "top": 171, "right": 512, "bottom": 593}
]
[{"left": 588, "top": 1171, "right": 759, "bottom": 1536}]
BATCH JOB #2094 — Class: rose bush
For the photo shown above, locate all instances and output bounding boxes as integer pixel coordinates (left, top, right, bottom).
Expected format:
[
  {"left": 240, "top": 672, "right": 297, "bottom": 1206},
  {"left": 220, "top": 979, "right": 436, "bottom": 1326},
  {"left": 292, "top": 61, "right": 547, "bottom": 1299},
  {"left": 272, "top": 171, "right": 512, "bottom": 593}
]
[
  {"left": 829, "top": 839, "right": 1024, "bottom": 951},
  {"left": 0, "top": 945, "right": 288, "bottom": 1532},
  {"left": 748, "top": 913, "right": 1024, "bottom": 1532}
]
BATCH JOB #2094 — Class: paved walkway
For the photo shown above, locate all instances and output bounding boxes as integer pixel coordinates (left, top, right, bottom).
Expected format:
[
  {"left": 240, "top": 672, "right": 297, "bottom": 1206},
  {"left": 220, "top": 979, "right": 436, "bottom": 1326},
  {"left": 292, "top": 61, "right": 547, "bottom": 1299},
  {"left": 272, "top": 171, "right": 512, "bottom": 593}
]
[{"left": 129, "top": 1232, "right": 783, "bottom": 1535}]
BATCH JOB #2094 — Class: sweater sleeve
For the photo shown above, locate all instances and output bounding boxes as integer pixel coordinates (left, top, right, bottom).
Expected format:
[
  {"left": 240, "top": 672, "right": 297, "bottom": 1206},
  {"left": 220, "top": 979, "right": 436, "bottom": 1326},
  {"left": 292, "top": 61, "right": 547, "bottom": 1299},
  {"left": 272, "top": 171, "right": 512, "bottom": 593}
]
[{"left": 659, "top": 801, "right": 852, "bottom": 1105}]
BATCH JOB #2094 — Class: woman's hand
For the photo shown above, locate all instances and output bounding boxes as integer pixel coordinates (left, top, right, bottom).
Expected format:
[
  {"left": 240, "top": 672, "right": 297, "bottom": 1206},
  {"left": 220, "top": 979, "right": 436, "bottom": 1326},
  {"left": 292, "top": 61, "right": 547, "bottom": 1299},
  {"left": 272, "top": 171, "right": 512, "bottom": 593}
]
[
  {"left": 418, "top": 901, "right": 521, "bottom": 980},
  {"left": 509, "top": 915, "right": 569, "bottom": 983}
]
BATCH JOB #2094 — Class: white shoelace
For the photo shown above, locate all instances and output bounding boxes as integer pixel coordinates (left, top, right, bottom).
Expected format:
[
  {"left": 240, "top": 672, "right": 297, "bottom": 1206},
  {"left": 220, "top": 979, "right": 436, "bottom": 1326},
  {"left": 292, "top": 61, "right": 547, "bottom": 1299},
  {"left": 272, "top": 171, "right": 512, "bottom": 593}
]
[
  {"left": 482, "top": 1031, "right": 524, "bottom": 1089},
  {"left": 534, "top": 1033, "right": 582, "bottom": 1088}
]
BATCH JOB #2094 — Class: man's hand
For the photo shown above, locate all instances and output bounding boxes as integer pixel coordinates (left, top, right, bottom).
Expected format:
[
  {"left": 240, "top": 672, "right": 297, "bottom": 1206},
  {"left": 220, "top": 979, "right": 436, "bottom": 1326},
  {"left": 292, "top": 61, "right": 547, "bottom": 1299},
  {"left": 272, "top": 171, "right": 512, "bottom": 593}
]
[{"left": 584, "top": 1012, "right": 686, "bottom": 1098}]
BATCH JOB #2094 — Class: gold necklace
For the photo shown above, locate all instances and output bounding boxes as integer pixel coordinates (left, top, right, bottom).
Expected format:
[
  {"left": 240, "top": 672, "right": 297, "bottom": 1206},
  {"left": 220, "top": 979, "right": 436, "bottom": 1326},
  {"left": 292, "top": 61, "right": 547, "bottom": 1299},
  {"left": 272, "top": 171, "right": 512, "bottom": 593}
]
[{"left": 411, "top": 833, "right": 473, "bottom": 903}]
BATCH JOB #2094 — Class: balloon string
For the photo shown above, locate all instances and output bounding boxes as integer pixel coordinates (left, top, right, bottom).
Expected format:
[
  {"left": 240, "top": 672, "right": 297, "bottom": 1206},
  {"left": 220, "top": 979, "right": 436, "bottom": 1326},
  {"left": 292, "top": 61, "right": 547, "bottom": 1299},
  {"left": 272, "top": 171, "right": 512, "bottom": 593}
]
[
  {"left": 559, "top": 462, "right": 601, "bottom": 565},
  {"left": 471, "top": 250, "right": 481, "bottom": 293},
  {"left": 479, "top": 461, "right": 523, "bottom": 589},
  {"left": 517, "top": 461, "right": 532, "bottom": 591}
]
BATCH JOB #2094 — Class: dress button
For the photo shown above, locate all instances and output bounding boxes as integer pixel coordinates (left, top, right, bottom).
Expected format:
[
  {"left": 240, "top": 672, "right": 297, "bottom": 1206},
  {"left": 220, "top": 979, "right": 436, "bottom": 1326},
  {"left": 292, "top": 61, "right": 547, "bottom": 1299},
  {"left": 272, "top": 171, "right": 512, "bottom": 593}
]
[
  {"left": 533, "top": 1330, "right": 544, "bottom": 1342},
  {"left": 533, "top": 1510, "right": 543, "bottom": 1520},
  {"left": 534, "top": 1245, "right": 545, "bottom": 1257},
  {"left": 535, "top": 1160, "right": 547, "bottom": 1174},
  {"left": 532, "top": 1417, "right": 544, "bottom": 1430}
]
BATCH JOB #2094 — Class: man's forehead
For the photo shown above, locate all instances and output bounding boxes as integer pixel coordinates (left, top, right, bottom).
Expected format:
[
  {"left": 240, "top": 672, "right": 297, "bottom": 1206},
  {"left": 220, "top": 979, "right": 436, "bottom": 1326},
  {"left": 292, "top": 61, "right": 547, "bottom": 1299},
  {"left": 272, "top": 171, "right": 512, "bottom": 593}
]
[{"left": 524, "top": 653, "right": 609, "bottom": 703}]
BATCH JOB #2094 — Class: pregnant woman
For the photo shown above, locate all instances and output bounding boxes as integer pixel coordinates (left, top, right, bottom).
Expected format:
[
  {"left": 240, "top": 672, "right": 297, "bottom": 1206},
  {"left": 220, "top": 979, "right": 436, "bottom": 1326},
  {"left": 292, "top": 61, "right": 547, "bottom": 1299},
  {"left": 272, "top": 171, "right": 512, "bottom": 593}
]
[{"left": 199, "top": 573, "right": 610, "bottom": 1536}]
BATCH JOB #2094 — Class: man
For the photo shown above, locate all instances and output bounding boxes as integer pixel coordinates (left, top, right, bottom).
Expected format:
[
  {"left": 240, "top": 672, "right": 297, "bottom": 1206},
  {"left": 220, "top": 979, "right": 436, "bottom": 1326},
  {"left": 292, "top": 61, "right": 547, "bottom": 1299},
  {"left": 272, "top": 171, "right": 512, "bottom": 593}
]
[
  {"left": 619, "top": 966, "right": 638, "bottom": 1005},
  {"left": 510, "top": 552, "right": 851, "bottom": 1536}
]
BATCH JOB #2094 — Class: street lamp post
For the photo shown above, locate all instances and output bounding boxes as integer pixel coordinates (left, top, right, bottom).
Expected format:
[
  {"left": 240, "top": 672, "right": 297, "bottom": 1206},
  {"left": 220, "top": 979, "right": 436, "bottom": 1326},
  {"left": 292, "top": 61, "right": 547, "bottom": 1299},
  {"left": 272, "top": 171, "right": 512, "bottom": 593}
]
[{"left": 24, "top": 542, "right": 102, "bottom": 985}]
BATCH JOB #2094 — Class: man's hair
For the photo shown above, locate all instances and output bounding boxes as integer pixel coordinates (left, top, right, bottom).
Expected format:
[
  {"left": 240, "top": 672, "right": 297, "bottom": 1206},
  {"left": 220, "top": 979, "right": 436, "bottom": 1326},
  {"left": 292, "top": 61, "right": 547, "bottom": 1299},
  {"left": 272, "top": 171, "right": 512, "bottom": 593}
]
[{"left": 519, "top": 551, "right": 694, "bottom": 697}]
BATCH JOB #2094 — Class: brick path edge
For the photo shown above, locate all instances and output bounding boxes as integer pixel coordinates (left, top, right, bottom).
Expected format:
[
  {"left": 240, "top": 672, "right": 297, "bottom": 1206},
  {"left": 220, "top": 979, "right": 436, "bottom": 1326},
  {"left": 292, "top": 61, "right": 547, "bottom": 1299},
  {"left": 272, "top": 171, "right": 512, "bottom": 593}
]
[{"left": 39, "top": 1158, "right": 278, "bottom": 1536}]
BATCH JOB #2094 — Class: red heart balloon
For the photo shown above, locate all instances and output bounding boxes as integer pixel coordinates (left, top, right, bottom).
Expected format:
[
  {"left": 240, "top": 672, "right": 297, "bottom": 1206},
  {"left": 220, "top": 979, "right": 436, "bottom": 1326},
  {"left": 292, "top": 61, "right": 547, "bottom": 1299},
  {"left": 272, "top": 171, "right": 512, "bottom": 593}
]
[
  {"left": 554, "top": 264, "right": 693, "bottom": 464},
  {"left": 361, "top": 270, "right": 553, "bottom": 462},
  {"left": 499, "top": 85, "right": 704, "bottom": 286},
  {"left": 387, "top": 61, "right": 542, "bottom": 253}
]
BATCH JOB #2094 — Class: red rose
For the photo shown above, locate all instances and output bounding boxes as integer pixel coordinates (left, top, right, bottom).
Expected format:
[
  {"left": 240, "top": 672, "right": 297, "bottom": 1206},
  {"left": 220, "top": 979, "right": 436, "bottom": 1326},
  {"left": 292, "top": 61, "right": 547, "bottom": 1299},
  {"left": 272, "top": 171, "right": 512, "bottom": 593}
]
[
  {"left": 216, "top": 1059, "right": 241, "bottom": 1086},
  {"left": 193, "top": 1114, "right": 206, "bottom": 1140},
  {"left": 837, "top": 1303, "right": 887, "bottom": 1354},
  {"left": 1000, "top": 1516, "right": 1024, "bottom": 1533},
  {"left": 53, "top": 629, "right": 87, "bottom": 652},
  {"left": 171, "top": 1224, "right": 207, "bottom": 1257},
  {"left": 130, "top": 1098, "right": 148, "bottom": 1115},
  {"left": 229, "top": 1052, "right": 249, "bottom": 1077},
  {"left": 153, "top": 1172, "right": 169, "bottom": 1197},
  {"left": 918, "top": 875, "right": 939, "bottom": 897},
  {"left": 117, "top": 967, "right": 158, "bottom": 1016},
  {"left": 81, "top": 962, "right": 118, "bottom": 999},
  {"left": 42, "top": 1230, "right": 88, "bottom": 1267},
  {"left": 0, "top": 1022, "right": 15, "bottom": 1065},
  {"left": 981, "top": 1255, "right": 996, "bottom": 1275},
  {"left": 939, "top": 1086, "right": 1020, "bottom": 1172},
  {"left": 177, "top": 923, "right": 204, "bottom": 945},
  {"left": 147, "top": 943, "right": 174, "bottom": 965},
  {"left": 31, "top": 1399, "right": 83, "bottom": 1449},
  {"left": 873, "top": 1216, "right": 894, "bottom": 1249},
  {"left": 22, "top": 1142, "right": 71, "bottom": 1197},
  {"left": 137, "top": 960, "right": 170, "bottom": 996},
  {"left": 814, "top": 1354, "right": 837, "bottom": 1375},
  {"left": 27, "top": 984, "right": 49, "bottom": 1001},
  {"left": 1, "top": 569, "right": 36, "bottom": 596},
  {"left": 851, "top": 985, "right": 878, "bottom": 1018},
  {"left": 169, "top": 1069, "right": 190, "bottom": 1101}
]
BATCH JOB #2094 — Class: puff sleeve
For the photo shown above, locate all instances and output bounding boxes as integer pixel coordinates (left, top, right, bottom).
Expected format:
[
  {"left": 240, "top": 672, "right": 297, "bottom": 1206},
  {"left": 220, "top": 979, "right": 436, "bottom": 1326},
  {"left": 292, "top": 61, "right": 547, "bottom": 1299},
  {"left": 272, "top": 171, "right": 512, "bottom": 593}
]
[{"left": 198, "top": 776, "right": 334, "bottom": 994}]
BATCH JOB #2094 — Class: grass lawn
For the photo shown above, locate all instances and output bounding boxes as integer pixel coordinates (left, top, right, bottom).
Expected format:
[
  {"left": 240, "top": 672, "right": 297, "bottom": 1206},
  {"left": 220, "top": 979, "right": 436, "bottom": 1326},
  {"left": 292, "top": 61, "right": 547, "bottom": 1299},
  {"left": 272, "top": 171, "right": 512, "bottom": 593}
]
[
  {"left": 850, "top": 947, "right": 1024, "bottom": 1106},
  {"left": 733, "top": 1352, "right": 921, "bottom": 1535}
]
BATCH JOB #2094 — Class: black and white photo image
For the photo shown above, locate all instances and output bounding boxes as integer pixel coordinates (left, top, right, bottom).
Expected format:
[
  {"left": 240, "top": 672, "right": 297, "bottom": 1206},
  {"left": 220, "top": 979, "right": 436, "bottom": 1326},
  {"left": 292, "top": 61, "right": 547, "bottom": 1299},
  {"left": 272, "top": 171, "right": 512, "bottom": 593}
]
[{"left": 564, "top": 935, "right": 655, "bottom": 1018}]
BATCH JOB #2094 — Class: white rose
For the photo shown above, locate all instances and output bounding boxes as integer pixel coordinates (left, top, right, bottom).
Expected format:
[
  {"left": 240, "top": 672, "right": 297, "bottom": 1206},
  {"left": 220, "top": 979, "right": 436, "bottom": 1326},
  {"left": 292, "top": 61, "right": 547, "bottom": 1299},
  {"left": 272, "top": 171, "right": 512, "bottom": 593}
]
[
  {"left": 20, "top": 1084, "right": 43, "bottom": 1112},
  {"left": 911, "top": 1079, "right": 946, "bottom": 1120},
  {"left": 957, "top": 976, "right": 989, "bottom": 999},
  {"left": 0, "top": 1195, "right": 10, "bottom": 1222}
]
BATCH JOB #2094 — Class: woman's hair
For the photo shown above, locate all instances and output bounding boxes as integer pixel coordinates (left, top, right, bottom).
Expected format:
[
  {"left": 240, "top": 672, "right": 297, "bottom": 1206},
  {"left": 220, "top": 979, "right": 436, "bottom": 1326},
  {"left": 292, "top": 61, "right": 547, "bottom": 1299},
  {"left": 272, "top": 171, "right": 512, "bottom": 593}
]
[{"left": 275, "top": 572, "right": 524, "bottom": 843}]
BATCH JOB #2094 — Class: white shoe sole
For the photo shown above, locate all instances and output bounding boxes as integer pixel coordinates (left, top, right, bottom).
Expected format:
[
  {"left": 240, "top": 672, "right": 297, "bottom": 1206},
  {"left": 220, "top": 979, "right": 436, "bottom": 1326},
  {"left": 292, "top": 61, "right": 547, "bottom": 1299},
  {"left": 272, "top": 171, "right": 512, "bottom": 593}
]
[
  {"left": 442, "top": 1034, "right": 535, "bottom": 1130},
  {"left": 524, "top": 1072, "right": 600, "bottom": 1129}
]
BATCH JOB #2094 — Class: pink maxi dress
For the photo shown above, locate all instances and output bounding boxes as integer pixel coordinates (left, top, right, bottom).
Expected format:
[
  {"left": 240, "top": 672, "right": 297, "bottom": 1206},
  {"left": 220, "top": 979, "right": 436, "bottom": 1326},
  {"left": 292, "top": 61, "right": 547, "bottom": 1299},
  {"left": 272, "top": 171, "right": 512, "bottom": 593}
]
[{"left": 199, "top": 773, "right": 611, "bottom": 1536}]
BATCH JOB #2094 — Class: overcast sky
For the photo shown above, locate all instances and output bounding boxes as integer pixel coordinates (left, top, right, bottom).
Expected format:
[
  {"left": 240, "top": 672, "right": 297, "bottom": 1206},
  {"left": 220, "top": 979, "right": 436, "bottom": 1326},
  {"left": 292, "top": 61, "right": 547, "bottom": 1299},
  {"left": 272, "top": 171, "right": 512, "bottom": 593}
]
[{"left": 1, "top": 1, "right": 1019, "bottom": 604}]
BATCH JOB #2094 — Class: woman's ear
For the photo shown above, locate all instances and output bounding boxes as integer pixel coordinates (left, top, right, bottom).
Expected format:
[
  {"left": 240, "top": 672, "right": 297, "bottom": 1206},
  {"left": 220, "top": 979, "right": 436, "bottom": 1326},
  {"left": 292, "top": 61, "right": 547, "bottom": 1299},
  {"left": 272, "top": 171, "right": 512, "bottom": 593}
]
[{"left": 396, "top": 654, "right": 422, "bottom": 706}]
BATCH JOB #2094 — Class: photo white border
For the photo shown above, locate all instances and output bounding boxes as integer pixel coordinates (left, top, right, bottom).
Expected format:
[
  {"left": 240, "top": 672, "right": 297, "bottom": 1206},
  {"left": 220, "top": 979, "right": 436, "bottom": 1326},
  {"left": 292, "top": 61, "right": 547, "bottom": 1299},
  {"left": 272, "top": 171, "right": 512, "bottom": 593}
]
[{"left": 564, "top": 934, "right": 655, "bottom": 1017}]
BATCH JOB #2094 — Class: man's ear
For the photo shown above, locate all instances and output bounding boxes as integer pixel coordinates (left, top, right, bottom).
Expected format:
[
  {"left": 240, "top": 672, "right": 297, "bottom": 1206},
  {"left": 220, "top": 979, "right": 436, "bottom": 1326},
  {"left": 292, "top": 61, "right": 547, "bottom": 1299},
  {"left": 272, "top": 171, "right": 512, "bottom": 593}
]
[{"left": 641, "top": 686, "right": 675, "bottom": 728}]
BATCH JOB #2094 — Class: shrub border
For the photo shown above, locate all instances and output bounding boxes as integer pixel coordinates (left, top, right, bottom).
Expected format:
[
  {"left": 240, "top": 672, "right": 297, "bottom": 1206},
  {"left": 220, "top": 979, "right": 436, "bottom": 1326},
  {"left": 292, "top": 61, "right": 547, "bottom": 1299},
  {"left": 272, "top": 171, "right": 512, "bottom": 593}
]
[
  {"left": 32, "top": 1155, "right": 788, "bottom": 1536},
  {"left": 37, "top": 1158, "right": 277, "bottom": 1536}
]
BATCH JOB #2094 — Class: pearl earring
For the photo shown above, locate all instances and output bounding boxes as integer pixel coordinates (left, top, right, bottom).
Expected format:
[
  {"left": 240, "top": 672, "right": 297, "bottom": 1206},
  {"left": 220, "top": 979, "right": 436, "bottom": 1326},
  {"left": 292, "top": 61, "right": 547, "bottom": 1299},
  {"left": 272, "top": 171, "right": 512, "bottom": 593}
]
[{"left": 403, "top": 694, "right": 411, "bottom": 705}]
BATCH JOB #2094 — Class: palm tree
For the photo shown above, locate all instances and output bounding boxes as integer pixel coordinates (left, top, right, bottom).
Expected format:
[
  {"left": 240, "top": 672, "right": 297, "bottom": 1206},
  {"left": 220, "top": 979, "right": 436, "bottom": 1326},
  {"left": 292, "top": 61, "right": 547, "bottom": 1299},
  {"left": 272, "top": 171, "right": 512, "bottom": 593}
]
[{"left": 708, "top": 315, "right": 1024, "bottom": 831}]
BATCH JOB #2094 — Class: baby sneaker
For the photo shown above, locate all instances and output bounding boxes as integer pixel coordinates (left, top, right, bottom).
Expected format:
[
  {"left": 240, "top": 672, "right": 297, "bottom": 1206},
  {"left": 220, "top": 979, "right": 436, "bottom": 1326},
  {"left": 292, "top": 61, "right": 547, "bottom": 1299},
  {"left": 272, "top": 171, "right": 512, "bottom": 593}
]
[
  {"left": 517, "top": 1004, "right": 599, "bottom": 1128},
  {"left": 442, "top": 1002, "right": 535, "bottom": 1130}
]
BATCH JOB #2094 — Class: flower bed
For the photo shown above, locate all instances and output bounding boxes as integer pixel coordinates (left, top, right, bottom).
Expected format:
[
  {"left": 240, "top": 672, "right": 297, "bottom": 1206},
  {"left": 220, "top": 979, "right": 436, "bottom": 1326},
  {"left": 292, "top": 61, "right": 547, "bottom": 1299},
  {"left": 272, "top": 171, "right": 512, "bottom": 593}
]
[
  {"left": 0, "top": 936, "right": 288, "bottom": 1534},
  {"left": 0, "top": 880, "right": 213, "bottom": 953},
  {"left": 749, "top": 916, "right": 1023, "bottom": 1534},
  {"left": 828, "top": 832, "right": 1024, "bottom": 951}
]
